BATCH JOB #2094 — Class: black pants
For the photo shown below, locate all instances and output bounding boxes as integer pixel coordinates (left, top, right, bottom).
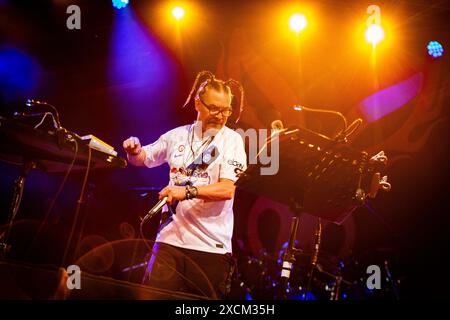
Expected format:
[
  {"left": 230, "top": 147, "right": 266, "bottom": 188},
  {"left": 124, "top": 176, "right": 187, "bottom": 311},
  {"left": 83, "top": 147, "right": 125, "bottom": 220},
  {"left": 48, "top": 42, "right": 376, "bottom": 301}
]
[{"left": 142, "top": 242, "right": 235, "bottom": 299}]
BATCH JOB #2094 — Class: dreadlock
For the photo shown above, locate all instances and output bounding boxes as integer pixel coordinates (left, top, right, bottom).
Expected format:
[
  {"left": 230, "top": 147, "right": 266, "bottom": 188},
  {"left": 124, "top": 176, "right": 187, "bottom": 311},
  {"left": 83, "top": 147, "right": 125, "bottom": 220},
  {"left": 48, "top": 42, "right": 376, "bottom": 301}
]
[
  {"left": 182, "top": 70, "right": 245, "bottom": 123},
  {"left": 224, "top": 78, "right": 244, "bottom": 123}
]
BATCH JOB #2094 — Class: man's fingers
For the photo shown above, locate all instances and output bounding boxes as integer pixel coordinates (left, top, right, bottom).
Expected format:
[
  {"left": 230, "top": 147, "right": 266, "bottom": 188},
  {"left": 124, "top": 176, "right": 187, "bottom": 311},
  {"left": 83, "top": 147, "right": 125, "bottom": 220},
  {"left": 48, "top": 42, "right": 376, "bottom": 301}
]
[
  {"left": 158, "top": 187, "right": 185, "bottom": 204},
  {"left": 130, "top": 137, "right": 140, "bottom": 149},
  {"left": 159, "top": 187, "right": 168, "bottom": 198},
  {"left": 167, "top": 194, "right": 173, "bottom": 205},
  {"left": 123, "top": 137, "right": 142, "bottom": 153},
  {"left": 159, "top": 187, "right": 173, "bottom": 204}
]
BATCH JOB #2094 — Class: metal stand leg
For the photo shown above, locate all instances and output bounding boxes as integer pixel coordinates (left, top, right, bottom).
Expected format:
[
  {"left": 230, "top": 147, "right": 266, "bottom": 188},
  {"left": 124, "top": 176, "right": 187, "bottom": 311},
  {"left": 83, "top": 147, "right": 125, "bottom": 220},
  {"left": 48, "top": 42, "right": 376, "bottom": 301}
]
[
  {"left": 277, "top": 201, "right": 303, "bottom": 300},
  {"left": 277, "top": 216, "right": 299, "bottom": 299},
  {"left": 305, "top": 218, "right": 322, "bottom": 298},
  {"left": 277, "top": 211, "right": 325, "bottom": 300},
  {"left": 0, "top": 161, "right": 35, "bottom": 258},
  {"left": 61, "top": 181, "right": 94, "bottom": 267}
]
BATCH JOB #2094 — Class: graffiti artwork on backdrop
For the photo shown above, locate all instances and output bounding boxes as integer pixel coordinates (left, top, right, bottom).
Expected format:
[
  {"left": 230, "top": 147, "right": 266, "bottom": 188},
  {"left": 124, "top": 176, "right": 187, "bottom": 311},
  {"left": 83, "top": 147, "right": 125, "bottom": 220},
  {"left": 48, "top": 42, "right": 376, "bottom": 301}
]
[
  {"left": 217, "top": 28, "right": 446, "bottom": 257},
  {"left": 217, "top": 28, "right": 446, "bottom": 163}
]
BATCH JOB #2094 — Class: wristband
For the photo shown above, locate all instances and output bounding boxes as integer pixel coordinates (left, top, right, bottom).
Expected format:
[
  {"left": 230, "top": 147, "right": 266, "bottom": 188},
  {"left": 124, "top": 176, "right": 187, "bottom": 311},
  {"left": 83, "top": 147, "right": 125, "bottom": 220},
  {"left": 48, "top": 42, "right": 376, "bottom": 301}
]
[{"left": 185, "top": 185, "right": 198, "bottom": 200}]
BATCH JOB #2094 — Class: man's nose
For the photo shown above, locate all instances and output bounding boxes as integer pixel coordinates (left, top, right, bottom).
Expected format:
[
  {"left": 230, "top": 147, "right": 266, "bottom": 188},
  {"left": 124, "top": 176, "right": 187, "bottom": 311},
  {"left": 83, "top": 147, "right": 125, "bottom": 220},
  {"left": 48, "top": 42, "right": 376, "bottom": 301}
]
[{"left": 214, "top": 112, "right": 224, "bottom": 120}]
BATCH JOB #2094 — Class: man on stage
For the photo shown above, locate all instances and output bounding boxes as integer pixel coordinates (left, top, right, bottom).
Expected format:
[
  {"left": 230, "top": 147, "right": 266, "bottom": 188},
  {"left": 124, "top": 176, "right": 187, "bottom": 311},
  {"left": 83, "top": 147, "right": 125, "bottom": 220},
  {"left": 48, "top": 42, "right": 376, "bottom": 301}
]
[{"left": 123, "top": 71, "right": 247, "bottom": 298}]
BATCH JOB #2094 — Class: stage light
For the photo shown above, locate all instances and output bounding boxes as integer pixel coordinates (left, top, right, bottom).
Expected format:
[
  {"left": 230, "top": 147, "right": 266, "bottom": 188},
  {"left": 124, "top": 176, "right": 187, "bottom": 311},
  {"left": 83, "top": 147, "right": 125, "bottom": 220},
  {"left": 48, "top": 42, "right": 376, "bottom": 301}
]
[
  {"left": 289, "top": 13, "right": 307, "bottom": 33},
  {"left": 365, "top": 24, "right": 384, "bottom": 46},
  {"left": 0, "top": 48, "right": 40, "bottom": 102},
  {"left": 427, "top": 41, "right": 444, "bottom": 58},
  {"left": 112, "top": 0, "right": 129, "bottom": 10},
  {"left": 171, "top": 6, "right": 185, "bottom": 20}
]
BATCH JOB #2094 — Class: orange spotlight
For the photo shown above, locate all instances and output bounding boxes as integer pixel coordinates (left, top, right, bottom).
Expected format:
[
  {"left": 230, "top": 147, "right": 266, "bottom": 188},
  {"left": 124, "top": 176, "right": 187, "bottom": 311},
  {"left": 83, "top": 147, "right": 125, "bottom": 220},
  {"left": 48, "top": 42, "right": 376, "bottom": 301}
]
[
  {"left": 289, "top": 13, "right": 307, "bottom": 33},
  {"left": 365, "top": 24, "right": 384, "bottom": 46},
  {"left": 171, "top": 6, "right": 185, "bottom": 20}
]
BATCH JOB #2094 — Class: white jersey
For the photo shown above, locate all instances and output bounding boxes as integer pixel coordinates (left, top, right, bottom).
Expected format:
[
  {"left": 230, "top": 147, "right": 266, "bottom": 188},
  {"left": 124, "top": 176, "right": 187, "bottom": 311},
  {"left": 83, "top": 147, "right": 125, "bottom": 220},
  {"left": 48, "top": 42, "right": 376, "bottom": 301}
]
[{"left": 142, "top": 122, "right": 247, "bottom": 254}]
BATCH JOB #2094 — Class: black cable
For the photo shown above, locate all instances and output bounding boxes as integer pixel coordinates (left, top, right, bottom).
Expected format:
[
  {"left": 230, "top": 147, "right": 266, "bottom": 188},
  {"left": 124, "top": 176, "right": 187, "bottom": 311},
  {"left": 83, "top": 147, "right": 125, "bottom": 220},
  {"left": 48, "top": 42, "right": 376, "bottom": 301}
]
[
  {"left": 62, "top": 145, "right": 91, "bottom": 267},
  {"left": 26, "top": 99, "right": 62, "bottom": 128},
  {"left": 139, "top": 205, "right": 213, "bottom": 298},
  {"left": 25, "top": 137, "right": 79, "bottom": 260}
]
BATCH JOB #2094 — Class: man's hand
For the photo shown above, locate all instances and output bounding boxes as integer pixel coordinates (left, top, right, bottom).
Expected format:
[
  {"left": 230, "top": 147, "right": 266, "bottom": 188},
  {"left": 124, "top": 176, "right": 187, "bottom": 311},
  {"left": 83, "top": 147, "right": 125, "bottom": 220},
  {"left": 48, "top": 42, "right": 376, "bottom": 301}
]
[
  {"left": 123, "top": 136, "right": 142, "bottom": 156},
  {"left": 159, "top": 186, "right": 186, "bottom": 205}
]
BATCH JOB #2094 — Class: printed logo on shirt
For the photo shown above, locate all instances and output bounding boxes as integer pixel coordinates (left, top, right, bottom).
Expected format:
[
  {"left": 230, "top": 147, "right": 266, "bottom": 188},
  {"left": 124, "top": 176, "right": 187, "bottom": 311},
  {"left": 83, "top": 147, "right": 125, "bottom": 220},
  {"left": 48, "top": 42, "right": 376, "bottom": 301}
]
[
  {"left": 234, "top": 167, "right": 244, "bottom": 177},
  {"left": 227, "top": 159, "right": 244, "bottom": 170},
  {"left": 193, "top": 171, "right": 209, "bottom": 179},
  {"left": 178, "top": 144, "right": 185, "bottom": 152},
  {"left": 170, "top": 167, "right": 210, "bottom": 180}
]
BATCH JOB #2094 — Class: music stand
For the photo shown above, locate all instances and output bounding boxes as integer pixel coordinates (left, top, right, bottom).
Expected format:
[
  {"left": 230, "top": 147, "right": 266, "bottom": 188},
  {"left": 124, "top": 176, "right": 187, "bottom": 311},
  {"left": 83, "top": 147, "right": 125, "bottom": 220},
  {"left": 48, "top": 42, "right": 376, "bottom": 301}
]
[{"left": 235, "top": 126, "right": 389, "bottom": 299}]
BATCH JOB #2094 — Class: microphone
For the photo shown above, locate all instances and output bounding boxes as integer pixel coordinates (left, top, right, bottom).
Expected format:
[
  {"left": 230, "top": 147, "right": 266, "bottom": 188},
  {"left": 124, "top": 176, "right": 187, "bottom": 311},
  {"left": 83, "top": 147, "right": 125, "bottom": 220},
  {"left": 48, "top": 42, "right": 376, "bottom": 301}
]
[
  {"left": 139, "top": 196, "right": 168, "bottom": 249},
  {"left": 145, "top": 196, "right": 169, "bottom": 221}
]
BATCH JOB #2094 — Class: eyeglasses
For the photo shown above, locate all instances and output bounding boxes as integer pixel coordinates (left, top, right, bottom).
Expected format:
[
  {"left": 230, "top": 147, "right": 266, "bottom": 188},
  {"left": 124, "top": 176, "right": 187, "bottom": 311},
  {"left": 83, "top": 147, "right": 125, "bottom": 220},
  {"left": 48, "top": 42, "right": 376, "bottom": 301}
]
[{"left": 198, "top": 96, "right": 233, "bottom": 117}]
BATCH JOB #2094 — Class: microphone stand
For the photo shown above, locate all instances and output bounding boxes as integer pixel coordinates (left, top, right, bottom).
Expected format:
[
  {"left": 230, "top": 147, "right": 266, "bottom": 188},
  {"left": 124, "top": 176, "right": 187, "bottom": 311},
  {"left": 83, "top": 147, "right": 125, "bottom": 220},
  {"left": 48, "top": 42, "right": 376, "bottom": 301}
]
[
  {"left": 305, "top": 218, "right": 322, "bottom": 298},
  {"left": 277, "top": 199, "right": 304, "bottom": 300}
]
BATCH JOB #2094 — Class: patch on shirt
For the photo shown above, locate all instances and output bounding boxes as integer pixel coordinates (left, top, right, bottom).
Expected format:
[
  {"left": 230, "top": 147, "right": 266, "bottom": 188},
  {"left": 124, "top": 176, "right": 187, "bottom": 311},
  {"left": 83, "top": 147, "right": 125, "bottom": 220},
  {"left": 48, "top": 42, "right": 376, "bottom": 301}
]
[{"left": 215, "top": 243, "right": 224, "bottom": 249}]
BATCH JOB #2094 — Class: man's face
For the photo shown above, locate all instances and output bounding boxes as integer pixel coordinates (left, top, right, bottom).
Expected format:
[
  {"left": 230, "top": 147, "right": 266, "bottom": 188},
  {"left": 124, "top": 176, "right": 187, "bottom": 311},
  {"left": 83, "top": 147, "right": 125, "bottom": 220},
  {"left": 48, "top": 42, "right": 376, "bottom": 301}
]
[{"left": 195, "top": 88, "right": 232, "bottom": 131}]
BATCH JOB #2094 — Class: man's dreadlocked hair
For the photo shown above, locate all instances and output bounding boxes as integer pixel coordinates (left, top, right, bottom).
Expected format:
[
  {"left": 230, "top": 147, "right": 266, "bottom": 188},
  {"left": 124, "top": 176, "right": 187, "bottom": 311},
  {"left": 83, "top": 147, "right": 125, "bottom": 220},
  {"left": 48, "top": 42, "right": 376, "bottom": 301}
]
[{"left": 182, "top": 71, "right": 244, "bottom": 123}]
